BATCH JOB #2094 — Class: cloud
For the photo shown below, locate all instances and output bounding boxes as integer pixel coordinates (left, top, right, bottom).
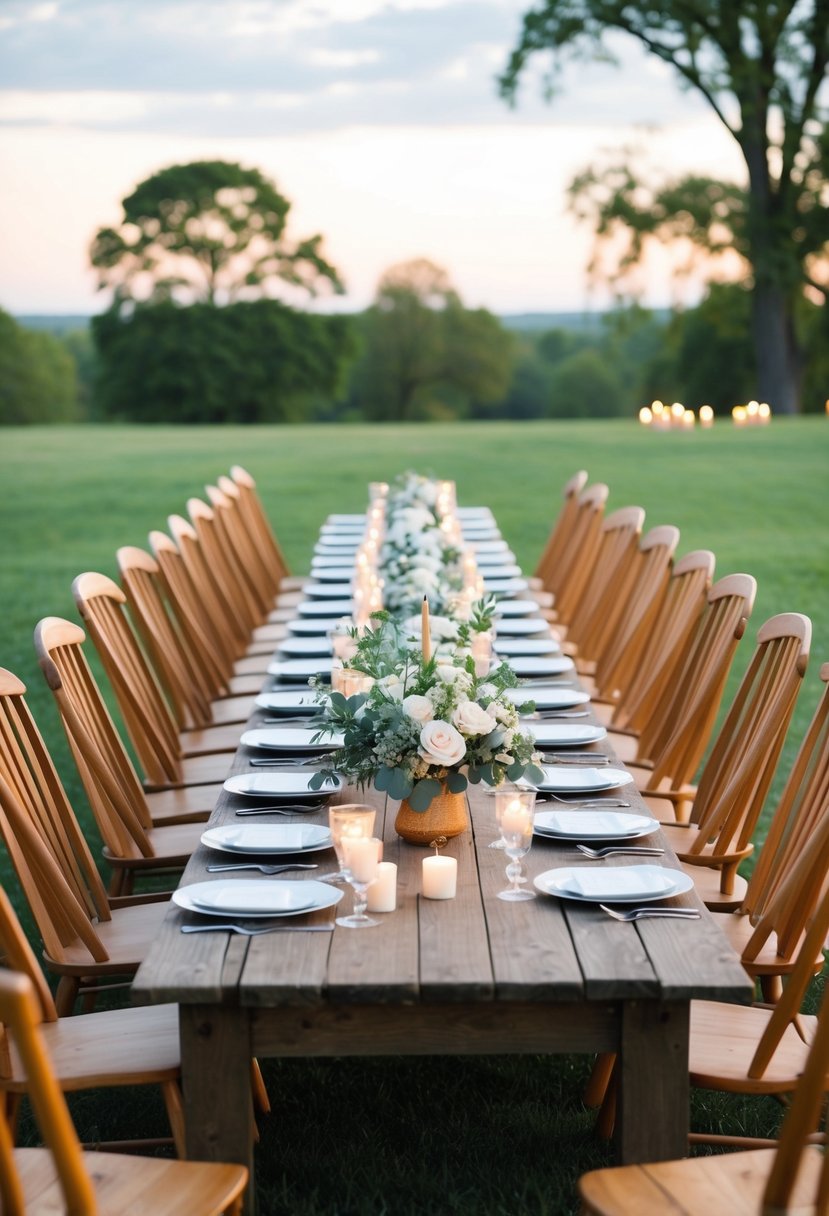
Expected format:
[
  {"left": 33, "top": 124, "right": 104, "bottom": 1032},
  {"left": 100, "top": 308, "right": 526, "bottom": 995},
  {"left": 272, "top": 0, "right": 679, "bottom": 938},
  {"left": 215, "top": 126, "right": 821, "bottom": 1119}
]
[{"left": 0, "top": 0, "right": 709, "bottom": 135}]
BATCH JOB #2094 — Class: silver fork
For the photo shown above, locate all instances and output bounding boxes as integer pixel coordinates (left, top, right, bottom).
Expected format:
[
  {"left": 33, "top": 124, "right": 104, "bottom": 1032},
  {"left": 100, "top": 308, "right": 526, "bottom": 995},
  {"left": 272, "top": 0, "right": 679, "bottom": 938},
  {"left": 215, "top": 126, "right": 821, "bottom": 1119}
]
[
  {"left": 180, "top": 923, "right": 334, "bottom": 935},
  {"left": 599, "top": 904, "right": 701, "bottom": 922},
  {"left": 575, "top": 845, "right": 664, "bottom": 859},
  {"left": 247, "top": 754, "right": 332, "bottom": 767},
  {"left": 526, "top": 711, "right": 591, "bottom": 720},
  {"left": 206, "top": 862, "right": 319, "bottom": 874},
  {"left": 235, "top": 805, "right": 323, "bottom": 817},
  {"left": 538, "top": 754, "right": 611, "bottom": 766},
  {"left": 536, "top": 793, "right": 631, "bottom": 807}
]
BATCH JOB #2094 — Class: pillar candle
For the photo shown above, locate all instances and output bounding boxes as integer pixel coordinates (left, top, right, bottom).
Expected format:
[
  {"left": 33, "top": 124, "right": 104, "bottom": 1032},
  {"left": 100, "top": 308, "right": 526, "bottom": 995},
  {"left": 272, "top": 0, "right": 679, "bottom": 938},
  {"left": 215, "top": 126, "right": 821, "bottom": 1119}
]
[
  {"left": 367, "top": 861, "right": 397, "bottom": 912},
  {"left": 421, "top": 596, "right": 431, "bottom": 663},
  {"left": 342, "top": 836, "right": 382, "bottom": 884},
  {"left": 422, "top": 855, "right": 457, "bottom": 900}
]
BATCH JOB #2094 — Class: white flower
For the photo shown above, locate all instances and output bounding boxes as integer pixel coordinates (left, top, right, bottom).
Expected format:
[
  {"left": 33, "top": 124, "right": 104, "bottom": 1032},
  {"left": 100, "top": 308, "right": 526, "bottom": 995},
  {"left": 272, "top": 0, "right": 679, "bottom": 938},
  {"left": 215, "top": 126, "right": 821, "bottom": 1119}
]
[
  {"left": 419, "top": 720, "right": 466, "bottom": 767},
  {"left": 403, "top": 694, "right": 434, "bottom": 724},
  {"left": 436, "top": 664, "right": 465, "bottom": 684},
  {"left": 478, "top": 682, "right": 498, "bottom": 699},
  {"left": 452, "top": 701, "right": 497, "bottom": 736},
  {"left": 377, "top": 673, "right": 406, "bottom": 701}
]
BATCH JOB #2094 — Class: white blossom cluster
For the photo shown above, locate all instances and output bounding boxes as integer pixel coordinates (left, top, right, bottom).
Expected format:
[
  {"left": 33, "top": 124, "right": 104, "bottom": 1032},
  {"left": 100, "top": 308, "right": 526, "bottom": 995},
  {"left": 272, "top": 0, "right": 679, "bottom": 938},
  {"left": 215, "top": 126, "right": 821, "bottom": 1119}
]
[{"left": 379, "top": 474, "right": 461, "bottom": 616}]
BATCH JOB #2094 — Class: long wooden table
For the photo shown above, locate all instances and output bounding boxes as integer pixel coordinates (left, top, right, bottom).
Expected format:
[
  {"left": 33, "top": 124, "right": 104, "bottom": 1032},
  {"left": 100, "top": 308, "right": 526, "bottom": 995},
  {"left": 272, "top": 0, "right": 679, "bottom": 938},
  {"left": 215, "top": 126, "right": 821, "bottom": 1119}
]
[{"left": 133, "top": 529, "right": 752, "bottom": 1215}]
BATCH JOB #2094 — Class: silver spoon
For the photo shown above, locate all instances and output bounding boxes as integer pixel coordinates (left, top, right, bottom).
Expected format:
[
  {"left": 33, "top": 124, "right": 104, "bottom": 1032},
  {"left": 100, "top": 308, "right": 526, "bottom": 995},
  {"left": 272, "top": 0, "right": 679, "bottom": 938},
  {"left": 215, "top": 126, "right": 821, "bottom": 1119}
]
[
  {"left": 206, "top": 862, "right": 319, "bottom": 874},
  {"left": 180, "top": 923, "right": 334, "bottom": 935},
  {"left": 599, "top": 904, "right": 701, "bottom": 922},
  {"left": 575, "top": 845, "right": 664, "bottom": 859}
]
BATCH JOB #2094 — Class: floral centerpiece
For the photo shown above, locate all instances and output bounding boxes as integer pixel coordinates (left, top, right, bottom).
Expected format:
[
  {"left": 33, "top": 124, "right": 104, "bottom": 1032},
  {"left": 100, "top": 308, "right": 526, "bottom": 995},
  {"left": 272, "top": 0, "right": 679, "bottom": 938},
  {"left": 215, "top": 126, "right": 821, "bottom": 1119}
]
[
  {"left": 309, "top": 614, "right": 545, "bottom": 820},
  {"left": 379, "top": 472, "right": 463, "bottom": 617}
]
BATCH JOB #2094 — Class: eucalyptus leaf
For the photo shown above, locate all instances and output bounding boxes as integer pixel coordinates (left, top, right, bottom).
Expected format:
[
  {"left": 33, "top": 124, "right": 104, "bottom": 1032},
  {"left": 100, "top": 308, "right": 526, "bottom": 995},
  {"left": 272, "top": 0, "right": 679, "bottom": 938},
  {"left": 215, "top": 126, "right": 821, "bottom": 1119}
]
[
  {"left": 506, "top": 761, "right": 526, "bottom": 782},
  {"left": 373, "top": 766, "right": 395, "bottom": 794},
  {"left": 526, "top": 763, "right": 547, "bottom": 785},
  {"left": 408, "top": 778, "right": 442, "bottom": 811},
  {"left": 387, "top": 766, "right": 413, "bottom": 801},
  {"left": 445, "top": 770, "right": 468, "bottom": 794}
]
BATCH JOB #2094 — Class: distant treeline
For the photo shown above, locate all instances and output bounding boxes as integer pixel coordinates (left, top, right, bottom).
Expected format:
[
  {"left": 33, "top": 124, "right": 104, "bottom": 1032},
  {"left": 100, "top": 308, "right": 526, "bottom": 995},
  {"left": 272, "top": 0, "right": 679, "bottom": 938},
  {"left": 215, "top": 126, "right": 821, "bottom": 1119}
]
[{"left": 4, "top": 288, "right": 828, "bottom": 425}]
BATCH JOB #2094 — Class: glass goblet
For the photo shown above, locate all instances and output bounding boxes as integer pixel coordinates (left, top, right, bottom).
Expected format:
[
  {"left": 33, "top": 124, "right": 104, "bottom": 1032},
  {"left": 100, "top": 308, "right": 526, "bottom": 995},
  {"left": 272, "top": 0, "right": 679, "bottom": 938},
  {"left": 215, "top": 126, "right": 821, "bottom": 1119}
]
[
  {"left": 336, "top": 836, "right": 382, "bottom": 928},
  {"left": 497, "top": 796, "right": 536, "bottom": 902},
  {"left": 327, "top": 804, "right": 376, "bottom": 883}
]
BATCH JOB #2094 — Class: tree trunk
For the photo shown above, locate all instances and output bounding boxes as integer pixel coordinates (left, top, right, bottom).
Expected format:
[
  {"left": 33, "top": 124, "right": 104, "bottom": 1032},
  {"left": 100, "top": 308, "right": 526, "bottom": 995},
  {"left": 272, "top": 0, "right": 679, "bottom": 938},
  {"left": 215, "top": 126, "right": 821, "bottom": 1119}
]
[{"left": 750, "top": 280, "right": 801, "bottom": 414}]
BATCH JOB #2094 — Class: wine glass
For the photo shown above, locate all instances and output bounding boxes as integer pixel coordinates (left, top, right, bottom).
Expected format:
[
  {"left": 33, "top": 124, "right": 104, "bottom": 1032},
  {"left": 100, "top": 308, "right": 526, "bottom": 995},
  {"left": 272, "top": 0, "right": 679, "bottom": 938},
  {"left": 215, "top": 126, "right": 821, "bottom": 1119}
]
[
  {"left": 497, "top": 790, "right": 537, "bottom": 902},
  {"left": 336, "top": 836, "right": 382, "bottom": 928},
  {"left": 326, "top": 804, "right": 376, "bottom": 883}
]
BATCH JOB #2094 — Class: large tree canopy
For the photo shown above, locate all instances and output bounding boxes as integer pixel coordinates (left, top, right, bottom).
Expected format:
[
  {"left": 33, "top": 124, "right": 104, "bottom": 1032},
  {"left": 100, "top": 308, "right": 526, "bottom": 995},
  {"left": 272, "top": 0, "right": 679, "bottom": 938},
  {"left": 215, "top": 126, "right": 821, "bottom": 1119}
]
[
  {"left": 91, "top": 160, "right": 344, "bottom": 314},
  {"left": 500, "top": 1, "right": 829, "bottom": 412}
]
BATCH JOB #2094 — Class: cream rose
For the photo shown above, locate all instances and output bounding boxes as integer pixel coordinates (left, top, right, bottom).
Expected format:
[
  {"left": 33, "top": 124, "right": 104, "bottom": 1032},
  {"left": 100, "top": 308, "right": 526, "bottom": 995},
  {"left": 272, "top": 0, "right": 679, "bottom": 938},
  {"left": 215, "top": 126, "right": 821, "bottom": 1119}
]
[
  {"left": 419, "top": 720, "right": 466, "bottom": 767},
  {"left": 377, "top": 673, "right": 406, "bottom": 701},
  {"left": 452, "top": 700, "right": 497, "bottom": 737},
  {"left": 403, "top": 694, "right": 434, "bottom": 724}
]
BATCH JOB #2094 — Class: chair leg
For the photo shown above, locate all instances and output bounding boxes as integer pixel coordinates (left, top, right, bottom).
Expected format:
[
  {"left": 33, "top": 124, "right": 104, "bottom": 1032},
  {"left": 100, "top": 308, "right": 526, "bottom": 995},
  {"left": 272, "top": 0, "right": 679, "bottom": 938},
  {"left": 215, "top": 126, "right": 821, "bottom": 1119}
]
[
  {"left": 584, "top": 1052, "right": 616, "bottom": 1108},
  {"left": 4, "top": 1092, "right": 22, "bottom": 1140},
  {"left": 161, "top": 1080, "right": 186, "bottom": 1158},
  {"left": 55, "top": 975, "right": 80, "bottom": 1017},
  {"left": 251, "top": 1058, "right": 271, "bottom": 1116},
  {"left": 761, "top": 973, "right": 784, "bottom": 1003},
  {"left": 595, "top": 1063, "right": 618, "bottom": 1141},
  {"left": 108, "top": 867, "right": 127, "bottom": 897}
]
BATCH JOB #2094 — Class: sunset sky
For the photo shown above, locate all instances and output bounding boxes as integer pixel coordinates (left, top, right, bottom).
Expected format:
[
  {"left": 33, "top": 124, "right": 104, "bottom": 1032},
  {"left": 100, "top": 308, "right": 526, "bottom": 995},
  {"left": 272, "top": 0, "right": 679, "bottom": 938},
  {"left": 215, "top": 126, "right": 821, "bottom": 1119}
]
[{"left": 0, "top": 0, "right": 746, "bottom": 317}]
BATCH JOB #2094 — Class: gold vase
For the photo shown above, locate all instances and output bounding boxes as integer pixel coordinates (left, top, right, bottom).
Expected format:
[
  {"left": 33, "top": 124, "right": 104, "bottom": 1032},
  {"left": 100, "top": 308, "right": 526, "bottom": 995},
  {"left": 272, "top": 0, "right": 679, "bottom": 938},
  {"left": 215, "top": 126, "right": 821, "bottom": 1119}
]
[{"left": 394, "top": 784, "right": 468, "bottom": 846}]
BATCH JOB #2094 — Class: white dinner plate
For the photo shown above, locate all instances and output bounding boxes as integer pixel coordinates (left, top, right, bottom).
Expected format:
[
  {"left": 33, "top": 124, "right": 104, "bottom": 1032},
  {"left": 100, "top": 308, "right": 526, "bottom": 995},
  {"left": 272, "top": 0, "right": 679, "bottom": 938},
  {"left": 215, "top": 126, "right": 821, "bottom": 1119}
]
[
  {"left": 525, "top": 723, "right": 608, "bottom": 747},
  {"left": 486, "top": 578, "right": 529, "bottom": 596},
  {"left": 310, "top": 567, "right": 355, "bottom": 583},
  {"left": 240, "top": 727, "right": 343, "bottom": 752},
  {"left": 268, "top": 657, "right": 334, "bottom": 682},
  {"left": 297, "top": 599, "right": 354, "bottom": 617},
  {"left": 508, "top": 656, "right": 576, "bottom": 677},
  {"left": 479, "top": 563, "right": 522, "bottom": 579},
  {"left": 319, "top": 524, "right": 365, "bottom": 536},
  {"left": 534, "top": 865, "right": 694, "bottom": 904},
  {"left": 201, "top": 824, "right": 333, "bottom": 855},
  {"left": 314, "top": 543, "right": 360, "bottom": 556},
  {"left": 462, "top": 527, "right": 501, "bottom": 541},
  {"left": 312, "top": 556, "right": 359, "bottom": 569},
  {"left": 457, "top": 507, "right": 494, "bottom": 521},
  {"left": 286, "top": 618, "right": 348, "bottom": 636},
  {"left": 254, "top": 690, "right": 322, "bottom": 714},
  {"left": 223, "top": 772, "right": 344, "bottom": 799},
  {"left": 277, "top": 636, "right": 334, "bottom": 657},
  {"left": 508, "top": 686, "right": 591, "bottom": 710},
  {"left": 326, "top": 514, "right": 366, "bottom": 525},
  {"left": 302, "top": 583, "right": 354, "bottom": 599},
  {"left": 533, "top": 765, "right": 634, "bottom": 793},
  {"left": 532, "top": 811, "right": 659, "bottom": 841},
  {"left": 471, "top": 539, "right": 509, "bottom": 553},
  {"left": 494, "top": 618, "right": 552, "bottom": 636},
  {"left": 475, "top": 550, "right": 517, "bottom": 566},
  {"left": 174, "top": 879, "right": 343, "bottom": 918},
  {"left": 494, "top": 638, "right": 561, "bottom": 657},
  {"left": 494, "top": 599, "right": 542, "bottom": 617}
]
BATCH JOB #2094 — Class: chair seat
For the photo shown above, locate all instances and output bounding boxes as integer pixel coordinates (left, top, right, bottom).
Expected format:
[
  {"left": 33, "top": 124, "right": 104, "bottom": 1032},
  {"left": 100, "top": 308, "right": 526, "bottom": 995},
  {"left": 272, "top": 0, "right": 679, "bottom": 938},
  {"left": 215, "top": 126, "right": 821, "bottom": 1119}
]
[
  {"left": 145, "top": 783, "right": 223, "bottom": 825},
  {"left": 225, "top": 672, "right": 266, "bottom": 696},
  {"left": 179, "top": 722, "right": 245, "bottom": 757},
  {"left": 13, "top": 1148, "right": 247, "bottom": 1215},
  {"left": 46, "top": 897, "right": 171, "bottom": 974},
  {"left": 205, "top": 695, "right": 258, "bottom": 725},
  {"left": 689, "top": 1000, "right": 815, "bottom": 1093},
  {"left": 660, "top": 824, "right": 749, "bottom": 910},
  {"left": 579, "top": 1144, "right": 822, "bottom": 1216},
  {"left": 713, "top": 914, "right": 820, "bottom": 980},
  {"left": 603, "top": 731, "right": 638, "bottom": 762},
  {"left": 144, "top": 753, "right": 232, "bottom": 791},
  {"left": 7, "top": 1002, "right": 181, "bottom": 1091},
  {"left": 104, "top": 820, "right": 204, "bottom": 869},
  {"left": 232, "top": 653, "right": 273, "bottom": 677}
]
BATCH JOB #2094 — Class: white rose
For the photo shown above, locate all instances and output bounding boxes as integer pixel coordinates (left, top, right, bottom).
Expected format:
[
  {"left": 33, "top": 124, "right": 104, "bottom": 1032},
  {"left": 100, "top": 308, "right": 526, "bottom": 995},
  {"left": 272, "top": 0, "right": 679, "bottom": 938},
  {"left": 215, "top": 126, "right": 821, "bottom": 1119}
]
[
  {"left": 453, "top": 700, "right": 497, "bottom": 737},
  {"left": 403, "top": 694, "right": 434, "bottom": 724},
  {"left": 436, "top": 664, "right": 464, "bottom": 684},
  {"left": 377, "top": 673, "right": 406, "bottom": 701},
  {"left": 478, "top": 682, "right": 498, "bottom": 699},
  {"left": 419, "top": 720, "right": 466, "bottom": 767}
]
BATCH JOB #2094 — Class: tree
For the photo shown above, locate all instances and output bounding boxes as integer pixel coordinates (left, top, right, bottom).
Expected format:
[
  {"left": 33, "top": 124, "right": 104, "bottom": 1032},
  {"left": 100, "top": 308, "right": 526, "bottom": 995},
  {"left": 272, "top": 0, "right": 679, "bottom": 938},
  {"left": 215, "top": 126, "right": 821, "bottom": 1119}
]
[
  {"left": 500, "top": 2, "right": 829, "bottom": 413},
  {"left": 353, "top": 259, "right": 513, "bottom": 420},
  {"left": 547, "top": 347, "right": 627, "bottom": 418},
  {"left": 0, "top": 309, "right": 79, "bottom": 424},
  {"left": 91, "top": 160, "right": 344, "bottom": 313}
]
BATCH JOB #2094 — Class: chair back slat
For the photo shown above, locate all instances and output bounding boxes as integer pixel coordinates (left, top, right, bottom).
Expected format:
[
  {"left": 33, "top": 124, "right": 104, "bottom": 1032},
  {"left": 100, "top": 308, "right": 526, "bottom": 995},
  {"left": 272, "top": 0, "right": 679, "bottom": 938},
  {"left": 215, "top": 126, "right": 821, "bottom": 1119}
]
[
  {"left": 0, "top": 885, "right": 57, "bottom": 1021},
  {"left": 206, "top": 484, "right": 271, "bottom": 618},
  {"left": 230, "top": 464, "right": 291, "bottom": 583},
  {"left": 533, "top": 470, "right": 588, "bottom": 585},
  {"left": 117, "top": 545, "right": 214, "bottom": 731},
  {"left": 547, "top": 483, "right": 608, "bottom": 623},
  {"left": 73, "top": 572, "right": 182, "bottom": 786},
  {"left": 187, "top": 497, "right": 257, "bottom": 637},
  {"left": 168, "top": 514, "right": 247, "bottom": 660},
  {"left": 609, "top": 549, "right": 714, "bottom": 732},
  {"left": 565, "top": 505, "right": 645, "bottom": 658}
]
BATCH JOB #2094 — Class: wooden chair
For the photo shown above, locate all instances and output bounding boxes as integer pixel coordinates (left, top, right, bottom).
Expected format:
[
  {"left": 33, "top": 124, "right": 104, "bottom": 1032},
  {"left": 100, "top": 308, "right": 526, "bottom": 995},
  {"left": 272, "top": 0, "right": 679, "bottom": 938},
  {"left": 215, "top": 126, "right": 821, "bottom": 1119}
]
[
  {"left": 34, "top": 618, "right": 212, "bottom": 892},
  {"left": 544, "top": 482, "right": 609, "bottom": 627},
  {"left": 560, "top": 505, "right": 646, "bottom": 661},
  {"left": 0, "top": 969, "right": 248, "bottom": 1214},
  {"left": 73, "top": 571, "right": 239, "bottom": 777},
  {"left": 651, "top": 612, "right": 811, "bottom": 910},
  {"left": 615, "top": 573, "right": 757, "bottom": 791},
  {"left": 531, "top": 469, "right": 588, "bottom": 589},
  {"left": 589, "top": 846, "right": 829, "bottom": 1151},
  {"left": 117, "top": 544, "right": 253, "bottom": 737},
  {"left": 713, "top": 663, "right": 829, "bottom": 999},
  {"left": 591, "top": 548, "right": 715, "bottom": 731},
  {"left": 580, "top": 523, "right": 679, "bottom": 690},
  {"left": 229, "top": 463, "right": 306, "bottom": 596},
  {"left": 0, "top": 884, "right": 184, "bottom": 1154},
  {"left": 579, "top": 965, "right": 829, "bottom": 1215}
]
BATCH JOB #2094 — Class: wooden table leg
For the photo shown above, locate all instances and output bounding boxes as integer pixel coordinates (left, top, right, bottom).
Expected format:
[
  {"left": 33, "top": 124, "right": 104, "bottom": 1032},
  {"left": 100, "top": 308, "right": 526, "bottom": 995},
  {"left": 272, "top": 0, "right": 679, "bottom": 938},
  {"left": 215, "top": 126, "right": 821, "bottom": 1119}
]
[
  {"left": 180, "top": 1004, "right": 256, "bottom": 1215},
  {"left": 616, "top": 999, "right": 690, "bottom": 1164}
]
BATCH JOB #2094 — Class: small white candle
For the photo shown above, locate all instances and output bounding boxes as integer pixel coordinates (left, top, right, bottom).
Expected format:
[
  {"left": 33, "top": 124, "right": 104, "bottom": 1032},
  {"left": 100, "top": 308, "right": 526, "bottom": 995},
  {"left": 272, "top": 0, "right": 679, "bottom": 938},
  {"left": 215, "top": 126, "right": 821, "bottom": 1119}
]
[
  {"left": 342, "top": 835, "right": 382, "bottom": 884},
  {"left": 422, "top": 855, "right": 457, "bottom": 900},
  {"left": 367, "top": 861, "right": 397, "bottom": 912},
  {"left": 501, "top": 800, "right": 532, "bottom": 836}
]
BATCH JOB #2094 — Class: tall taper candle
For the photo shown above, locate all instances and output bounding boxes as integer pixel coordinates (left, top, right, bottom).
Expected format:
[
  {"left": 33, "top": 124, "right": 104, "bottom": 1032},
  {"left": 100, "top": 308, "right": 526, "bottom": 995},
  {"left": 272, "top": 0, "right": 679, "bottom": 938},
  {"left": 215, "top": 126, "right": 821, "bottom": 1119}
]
[{"left": 421, "top": 596, "right": 431, "bottom": 663}]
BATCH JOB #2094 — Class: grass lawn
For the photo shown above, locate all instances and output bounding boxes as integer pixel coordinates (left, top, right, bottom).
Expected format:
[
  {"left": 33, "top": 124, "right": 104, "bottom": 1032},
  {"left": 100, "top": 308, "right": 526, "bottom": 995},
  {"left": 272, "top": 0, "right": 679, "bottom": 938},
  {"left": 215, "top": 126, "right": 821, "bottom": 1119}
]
[{"left": 1, "top": 417, "right": 828, "bottom": 1214}]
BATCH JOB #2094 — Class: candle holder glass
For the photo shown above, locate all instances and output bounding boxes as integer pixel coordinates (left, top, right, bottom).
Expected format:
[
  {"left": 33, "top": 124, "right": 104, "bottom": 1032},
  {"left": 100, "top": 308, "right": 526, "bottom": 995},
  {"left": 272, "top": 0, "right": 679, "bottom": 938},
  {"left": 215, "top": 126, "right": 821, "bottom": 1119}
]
[
  {"left": 497, "top": 790, "right": 536, "bottom": 902},
  {"left": 336, "top": 836, "right": 382, "bottom": 928},
  {"left": 327, "top": 804, "right": 376, "bottom": 883}
]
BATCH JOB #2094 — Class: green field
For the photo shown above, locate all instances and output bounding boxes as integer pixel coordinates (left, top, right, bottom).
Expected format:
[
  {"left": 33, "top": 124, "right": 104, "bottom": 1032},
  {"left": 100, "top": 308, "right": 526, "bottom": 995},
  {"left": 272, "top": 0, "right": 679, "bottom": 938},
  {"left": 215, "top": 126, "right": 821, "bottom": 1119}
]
[{"left": 1, "top": 417, "right": 828, "bottom": 1214}]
